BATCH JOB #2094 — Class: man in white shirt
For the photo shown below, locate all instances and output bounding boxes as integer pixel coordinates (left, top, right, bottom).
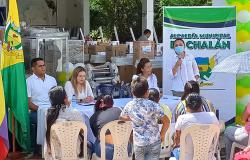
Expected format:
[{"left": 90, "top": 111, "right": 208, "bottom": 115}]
[
  {"left": 138, "top": 29, "right": 151, "bottom": 41},
  {"left": 26, "top": 58, "right": 57, "bottom": 155},
  {"left": 167, "top": 38, "right": 200, "bottom": 97}
]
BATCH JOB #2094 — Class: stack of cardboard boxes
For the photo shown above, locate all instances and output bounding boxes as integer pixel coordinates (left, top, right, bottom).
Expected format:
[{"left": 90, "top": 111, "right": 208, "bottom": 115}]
[
  {"left": 133, "top": 41, "right": 155, "bottom": 64},
  {"left": 106, "top": 44, "right": 127, "bottom": 61}
]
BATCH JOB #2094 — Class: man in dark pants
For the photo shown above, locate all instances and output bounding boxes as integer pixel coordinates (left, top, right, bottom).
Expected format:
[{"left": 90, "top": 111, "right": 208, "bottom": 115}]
[{"left": 26, "top": 58, "right": 57, "bottom": 157}]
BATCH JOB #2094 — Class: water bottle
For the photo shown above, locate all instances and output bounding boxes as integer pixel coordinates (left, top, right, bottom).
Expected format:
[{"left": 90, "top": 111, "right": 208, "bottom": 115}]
[{"left": 72, "top": 95, "right": 77, "bottom": 107}]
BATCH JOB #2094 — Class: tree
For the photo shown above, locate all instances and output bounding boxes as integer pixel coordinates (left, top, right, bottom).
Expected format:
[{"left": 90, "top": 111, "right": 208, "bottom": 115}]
[
  {"left": 90, "top": 0, "right": 212, "bottom": 42},
  {"left": 90, "top": 0, "right": 142, "bottom": 42}
]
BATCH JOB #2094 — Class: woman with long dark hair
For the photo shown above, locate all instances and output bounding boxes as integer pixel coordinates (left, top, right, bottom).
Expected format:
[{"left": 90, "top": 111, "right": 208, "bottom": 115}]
[
  {"left": 136, "top": 58, "right": 159, "bottom": 91},
  {"left": 90, "top": 95, "right": 132, "bottom": 160},
  {"left": 45, "top": 86, "right": 83, "bottom": 159}
]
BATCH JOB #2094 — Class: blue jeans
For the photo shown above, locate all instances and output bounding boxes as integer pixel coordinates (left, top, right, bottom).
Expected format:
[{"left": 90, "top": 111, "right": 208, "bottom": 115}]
[
  {"left": 171, "top": 147, "right": 180, "bottom": 160},
  {"left": 30, "top": 111, "right": 39, "bottom": 153},
  {"left": 134, "top": 140, "right": 161, "bottom": 160},
  {"left": 94, "top": 140, "right": 132, "bottom": 160}
]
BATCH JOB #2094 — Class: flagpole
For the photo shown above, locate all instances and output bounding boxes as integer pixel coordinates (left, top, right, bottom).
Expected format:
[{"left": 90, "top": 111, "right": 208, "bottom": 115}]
[{"left": 12, "top": 113, "right": 16, "bottom": 152}]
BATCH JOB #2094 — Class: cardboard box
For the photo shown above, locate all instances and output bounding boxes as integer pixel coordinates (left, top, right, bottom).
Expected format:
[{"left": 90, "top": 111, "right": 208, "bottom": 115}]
[
  {"left": 88, "top": 43, "right": 109, "bottom": 55},
  {"left": 106, "top": 44, "right": 127, "bottom": 61},
  {"left": 133, "top": 41, "right": 155, "bottom": 64},
  {"left": 118, "top": 65, "right": 135, "bottom": 83},
  {"left": 152, "top": 68, "right": 162, "bottom": 88}
]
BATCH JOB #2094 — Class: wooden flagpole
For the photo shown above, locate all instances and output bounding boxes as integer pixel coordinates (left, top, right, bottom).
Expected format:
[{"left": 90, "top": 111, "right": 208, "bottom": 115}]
[{"left": 12, "top": 113, "right": 16, "bottom": 152}]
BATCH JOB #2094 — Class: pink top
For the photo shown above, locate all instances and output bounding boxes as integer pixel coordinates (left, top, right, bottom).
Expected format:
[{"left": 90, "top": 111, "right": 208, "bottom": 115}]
[{"left": 244, "top": 104, "right": 250, "bottom": 133}]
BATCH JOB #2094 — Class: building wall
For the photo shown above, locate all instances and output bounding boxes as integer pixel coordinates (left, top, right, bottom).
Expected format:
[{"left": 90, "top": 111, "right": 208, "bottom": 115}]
[
  {"left": 15, "top": 0, "right": 84, "bottom": 28},
  {"left": 17, "top": 0, "right": 57, "bottom": 26}
]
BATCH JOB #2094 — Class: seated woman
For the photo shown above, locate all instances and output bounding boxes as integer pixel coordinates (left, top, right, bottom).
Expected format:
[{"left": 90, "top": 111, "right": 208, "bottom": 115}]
[
  {"left": 65, "top": 66, "right": 94, "bottom": 103},
  {"left": 149, "top": 88, "right": 172, "bottom": 121},
  {"left": 224, "top": 103, "right": 250, "bottom": 160},
  {"left": 136, "top": 58, "right": 159, "bottom": 91},
  {"left": 172, "top": 93, "right": 219, "bottom": 160},
  {"left": 44, "top": 86, "right": 84, "bottom": 159},
  {"left": 90, "top": 95, "right": 132, "bottom": 160},
  {"left": 175, "top": 80, "right": 216, "bottom": 121}
]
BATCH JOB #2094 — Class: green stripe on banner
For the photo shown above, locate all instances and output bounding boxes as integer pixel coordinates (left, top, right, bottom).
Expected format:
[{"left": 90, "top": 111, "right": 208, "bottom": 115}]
[
  {"left": 164, "top": 7, "right": 236, "bottom": 23},
  {"left": 164, "top": 23, "right": 189, "bottom": 29}
]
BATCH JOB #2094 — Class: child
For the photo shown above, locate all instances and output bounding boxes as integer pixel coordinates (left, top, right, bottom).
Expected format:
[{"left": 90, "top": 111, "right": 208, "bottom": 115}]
[
  {"left": 120, "top": 75, "right": 169, "bottom": 160},
  {"left": 148, "top": 88, "right": 172, "bottom": 121}
]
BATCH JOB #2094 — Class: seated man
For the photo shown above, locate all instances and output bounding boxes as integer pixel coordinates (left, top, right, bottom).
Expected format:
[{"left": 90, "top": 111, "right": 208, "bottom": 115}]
[{"left": 26, "top": 58, "right": 57, "bottom": 155}]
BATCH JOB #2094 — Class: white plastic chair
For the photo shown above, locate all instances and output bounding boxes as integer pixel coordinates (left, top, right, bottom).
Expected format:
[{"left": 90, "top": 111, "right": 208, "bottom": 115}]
[
  {"left": 179, "top": 124, "right": 220, "bottom": 160},
  {"left": 94, "top": 120, "right": 133, "bottom": 160},
  {"left": 230, "top": 134, "right": 250, "bottom": 160},
  {"left": 159, "top": 123, "right": 175, "bottom": 159},
  {"left": 159, "top": 105, "right": 173, "bottom": 159},
  {"left": 50, "top": 121, "right": 88, "bottom": 160}
]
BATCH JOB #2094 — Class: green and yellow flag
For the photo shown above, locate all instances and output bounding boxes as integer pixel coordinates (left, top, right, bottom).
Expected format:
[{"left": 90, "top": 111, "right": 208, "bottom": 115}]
[{"left": 1, "top": 0, "right": 30, "bottom": 151}]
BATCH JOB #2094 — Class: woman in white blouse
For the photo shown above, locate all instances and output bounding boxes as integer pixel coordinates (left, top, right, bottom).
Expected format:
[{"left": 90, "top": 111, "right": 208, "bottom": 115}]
[
  {"left": 65, "top": 66, "right": 94, "bottom": 103},
  {"left": 136, "top": 58, "right": 159, "bottom": 91}
]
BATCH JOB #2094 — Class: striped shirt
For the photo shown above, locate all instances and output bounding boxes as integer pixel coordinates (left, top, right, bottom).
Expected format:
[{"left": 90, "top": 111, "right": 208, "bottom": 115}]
[{"left": 175, "top": 96, "right": 216, "bottom": 122}]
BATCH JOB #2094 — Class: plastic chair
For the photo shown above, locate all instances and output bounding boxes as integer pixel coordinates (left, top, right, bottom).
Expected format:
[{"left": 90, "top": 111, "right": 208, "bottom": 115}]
[
  {"left": 96, "top": 84, "right": 114, "bottom": 97},
  {"left": 159, "top": 123, "right": 175, "bottom": 159},
  {"left": 95, "top": 120, "right": 133, "bottom": 160},
  {"left": 179, "top": 124, "right": 220, "bottom": 160},
  {"left": 50, "top": 121, "right": 88, "bottom": 160},
  {"left": 119, "top": 83, "right": 132, "bottom": 98},
  {"left": 230, "top": 134, "right": 250, "bottom": 160},
  {"left": 159, "top": 105, "right": 173, "bottom": 159}
]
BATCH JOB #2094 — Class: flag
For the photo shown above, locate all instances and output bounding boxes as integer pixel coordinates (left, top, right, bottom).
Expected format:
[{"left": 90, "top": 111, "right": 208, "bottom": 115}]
[
  {"left": 1, "top": 0, "right": 30, "bottom": 151},
  {"left": 0, "top": 72, "right": 8, "bottom": 160}
]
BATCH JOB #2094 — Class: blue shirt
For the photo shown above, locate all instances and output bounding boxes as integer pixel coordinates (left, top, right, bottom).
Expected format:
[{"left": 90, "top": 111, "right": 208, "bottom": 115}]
[{"left": 121, "top": 98, "right": 164, "bottom": 146}]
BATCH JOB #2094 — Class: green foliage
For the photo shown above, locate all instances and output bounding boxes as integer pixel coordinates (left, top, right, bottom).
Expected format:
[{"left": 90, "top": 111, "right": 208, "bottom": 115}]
[
  {"left": 90, "top": 0, "right": 142, "bottom": 42},
  {"left": 90, "top": 0, "right": 212, "bottom": 42},
  {"left": 154, "top": 0, "right": 212, "bottom": 42}
]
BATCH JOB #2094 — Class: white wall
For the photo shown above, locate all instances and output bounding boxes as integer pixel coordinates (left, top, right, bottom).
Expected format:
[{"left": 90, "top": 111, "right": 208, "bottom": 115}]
[{"left": 0, "top": 0, "right": 6, "bottom": 6}]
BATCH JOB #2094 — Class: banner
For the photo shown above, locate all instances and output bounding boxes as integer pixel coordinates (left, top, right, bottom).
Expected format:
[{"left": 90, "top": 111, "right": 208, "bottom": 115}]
[
  {"left": 163, "top": 6, "right": 236, "bottom": 122},
  {"left": 213, "top": 0, "right": 250, "bottom": 125}
]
